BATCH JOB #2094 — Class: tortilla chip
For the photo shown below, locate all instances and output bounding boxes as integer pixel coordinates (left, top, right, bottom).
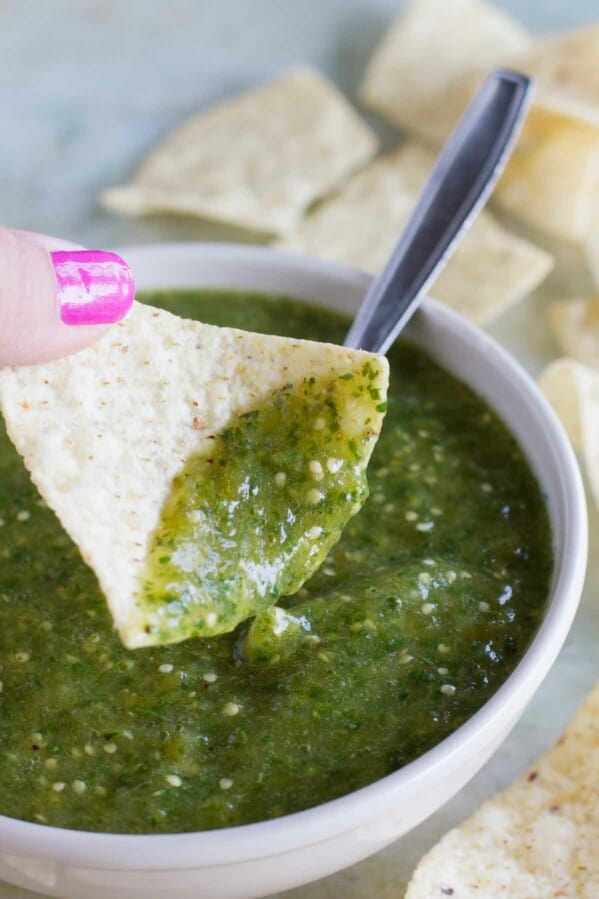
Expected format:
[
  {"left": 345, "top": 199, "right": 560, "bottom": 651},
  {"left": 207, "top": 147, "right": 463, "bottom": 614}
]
[
  {"left": 0, "top": 303, "right": 388, "bottom": 648},
  {"left": 359, "top": 3, "right": 599, "bottom": 244},
  {"left": 277, "top": 144, "right": 553, "bottom": 325},
  {"left": 546, "top": 295, "right": 599, "bottom": 369},
  {"left": 539, "top": 358, "right": 599, "bottom": 510},
  {"left": 101, "top": 68, "right": 377, "bottom": 237},
  {"left": 516, "top": 25, "right": 599, "bottom": 117},
  {"left": 406, "top": 683, "right": 599, "bottom": 898},
  {"left": 359, "top": 0, "right": 531, "bottom": 145},
  {"left": 493, "top": 103, "right": 599, "bottom": 244}
]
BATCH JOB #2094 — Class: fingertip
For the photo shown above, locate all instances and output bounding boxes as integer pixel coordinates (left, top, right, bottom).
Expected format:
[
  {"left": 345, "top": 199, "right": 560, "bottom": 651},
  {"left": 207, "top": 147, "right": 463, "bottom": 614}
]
[{"left": 0, "top": 228, "right": 135, "bottom": 367}]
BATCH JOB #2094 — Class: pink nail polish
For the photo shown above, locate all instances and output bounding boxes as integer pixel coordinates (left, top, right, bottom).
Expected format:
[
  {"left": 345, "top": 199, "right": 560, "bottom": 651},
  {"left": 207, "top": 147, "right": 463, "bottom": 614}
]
[{"left": 52, "top": 250, "right": 135, "bottom": 326}]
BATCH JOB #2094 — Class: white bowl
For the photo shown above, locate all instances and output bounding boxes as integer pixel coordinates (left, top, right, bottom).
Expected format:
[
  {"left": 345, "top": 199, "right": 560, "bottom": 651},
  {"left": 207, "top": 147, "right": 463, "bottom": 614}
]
[{"left": 0, "top": 243, "right": 587, "bottom": 899}]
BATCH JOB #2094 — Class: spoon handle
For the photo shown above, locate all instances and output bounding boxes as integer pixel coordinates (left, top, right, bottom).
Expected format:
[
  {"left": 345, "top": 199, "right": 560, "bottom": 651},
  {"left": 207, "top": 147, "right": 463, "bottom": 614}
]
[{"left": 344, "top": 69, "right": 533, "bottom": 354}]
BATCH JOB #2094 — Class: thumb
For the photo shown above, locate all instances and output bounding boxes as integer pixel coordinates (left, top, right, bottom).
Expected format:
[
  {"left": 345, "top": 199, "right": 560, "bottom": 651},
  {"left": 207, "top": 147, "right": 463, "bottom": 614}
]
[{"left": 0, "top": 226, "right": 135, "bottom": 366}]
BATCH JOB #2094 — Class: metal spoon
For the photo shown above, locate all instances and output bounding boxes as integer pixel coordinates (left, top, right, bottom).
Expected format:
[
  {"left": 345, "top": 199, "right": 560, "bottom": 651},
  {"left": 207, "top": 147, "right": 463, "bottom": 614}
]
[{"left": 345, "top": 69, "right": 533, "bottom": 355}]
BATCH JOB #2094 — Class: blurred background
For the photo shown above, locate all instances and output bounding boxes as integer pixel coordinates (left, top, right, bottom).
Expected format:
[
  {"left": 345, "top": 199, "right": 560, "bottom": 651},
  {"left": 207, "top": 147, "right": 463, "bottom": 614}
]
[{"left": 1, "top": 0, "right": 596, "bottom": 249}]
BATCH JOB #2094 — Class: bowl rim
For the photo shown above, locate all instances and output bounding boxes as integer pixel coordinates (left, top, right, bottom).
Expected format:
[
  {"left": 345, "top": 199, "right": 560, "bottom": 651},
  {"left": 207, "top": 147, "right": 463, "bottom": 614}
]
[{"left": 0, "top": 242, "right": 587, "bottom": 869}]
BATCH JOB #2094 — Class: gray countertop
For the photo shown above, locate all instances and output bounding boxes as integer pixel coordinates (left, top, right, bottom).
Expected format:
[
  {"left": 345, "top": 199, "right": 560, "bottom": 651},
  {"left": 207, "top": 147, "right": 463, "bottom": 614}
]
[{"left": 1, "top": 1, "right": 598, "bottom": 896}]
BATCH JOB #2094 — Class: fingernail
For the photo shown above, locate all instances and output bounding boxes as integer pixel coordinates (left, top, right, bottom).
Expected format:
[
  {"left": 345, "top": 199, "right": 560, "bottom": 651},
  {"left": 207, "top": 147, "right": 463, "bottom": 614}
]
[{"left": 52, "top": 250, "right": 135, "bottom": 326}]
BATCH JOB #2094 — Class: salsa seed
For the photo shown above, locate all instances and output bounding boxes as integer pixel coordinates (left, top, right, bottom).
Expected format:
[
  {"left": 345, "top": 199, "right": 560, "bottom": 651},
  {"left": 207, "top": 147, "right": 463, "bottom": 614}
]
[
  {"left": 219, "top": 777, "right": 234, "bottom": 790},
  {"left": 309, "top": 460, "right": 324, "bottom": 480},
  {"left": 479, "top": 601, "right": 490, "bottom": 612},
  {"left": 206, "top": 612, "right": 217, "bottom": 628},
  {"left": 203, "top": 672, "right": 217, "bottom": 684},
  {"left": 446, "top": 571, "right": 457, "bottom": 583},
  {"left": 405, "top": 511, "right": 418, "bottom": 521},
  {"left": 223, "top": 702, "right": 240, "bottom": 717},
  {"left": 431, "top": 507, "right": 443, "bottom": 516},
  {"left": 52, "top": 782, "right": 65, "bottom": 792},
  {"left": 437, "top": 667, "right": 449, "bottom": 675},
  {"left": 306, "top": 526, "right": 323, "bottom": 540},
  {"left": 423, "top": 559, "right": 436, "bottom": 566},
  {"left": 44, "top": 758, "right": 58, "bottom": 770},
  {"left": 94, "top": 786, "right": 107, "bottom": 797},
  {"left": 41, "top": 621, "right": 53, "bottom": 632},
  {"left": 326, "top": 458, "right": 343, "bottom": 473},
  {"left": 383, "top": 503, "right": 395, "bottom": 513},
  {"left": 306, "top": 488, "right": 323, "bottom": 505},
  {"left": 416, "top": 521, "right": 434, "bottom": 532},
  {"left": 313, "top": 417, "right": 325, "bottom": 430},
  {"left": 460, "top": 571, "right": 472, "bottom": 579},
  {"left": 16, "top": 510, "right": 30, "bottom": 522},
  {"left": 159, "top": 664, "right": 174, "bottom": 674},
  {"left": 84, "top": 744, "right": 95, "bottom": 756},
  {"left": 274, "top": 472, "right": 286, "bottom": 486},
  {"left": 438, "top": 643, "right": 450, "bottom": 654},
  {"left": 441, "top": 684, "right": 456, "bottom": 696},
  {"left": 72, "top": 780, "right": 86, "bottom": 795},
  {"left": 34, "top": 814, "right": 47, "bottom": 823},
  {"left": 418, "top": 572, "right": 432, "bottom": 584},
  {"left": 481, "top": 483, "right": 493, "bottom": 493},
  {"left": 421, "top": 603, "right": 435, "bottom": 615},
  {"left": 323, "top": 567, "right": 336, "bottom": 577},
  {"left": 103, "top": 743, "right": 117, "bottom": 754},
  {"left": 166, "top": 774, "right": 182, "bottom": 787},
  {"left": 15, "top": 652, "right": 30, "bottom": 663}
]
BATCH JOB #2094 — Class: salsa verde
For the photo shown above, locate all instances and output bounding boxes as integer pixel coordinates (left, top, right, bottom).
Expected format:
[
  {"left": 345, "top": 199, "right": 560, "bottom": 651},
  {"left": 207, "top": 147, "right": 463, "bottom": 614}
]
[
  {"left": 0, "top": 290, "right": 552, "bottom": 833},
  {"left": 139, "top": 365, "right": 385, "bottom": 642}
]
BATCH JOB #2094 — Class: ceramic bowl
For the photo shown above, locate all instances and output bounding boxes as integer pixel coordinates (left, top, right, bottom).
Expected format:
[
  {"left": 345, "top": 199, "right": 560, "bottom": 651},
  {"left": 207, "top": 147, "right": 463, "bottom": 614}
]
[{"left": 0, "top": 243, "right": 587, "bottom": 899}]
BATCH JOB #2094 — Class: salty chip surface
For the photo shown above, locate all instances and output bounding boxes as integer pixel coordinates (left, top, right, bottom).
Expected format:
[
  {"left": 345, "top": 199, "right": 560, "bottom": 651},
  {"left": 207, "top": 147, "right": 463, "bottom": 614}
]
[
  {"left": 101, "top": 68, "right": 377, "bottom": 237},
  {"left": 406, "top": 684, "right": 599, "bottom": 898},
  {"left": 0, "top": 302, "right": 388, "bottom": 647}
]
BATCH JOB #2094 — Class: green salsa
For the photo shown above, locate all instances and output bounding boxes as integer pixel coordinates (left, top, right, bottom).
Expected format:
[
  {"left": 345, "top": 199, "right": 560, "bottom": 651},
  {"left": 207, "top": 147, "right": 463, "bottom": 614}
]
[
  {"left": 139, "top": 367, "right": 384, "bottom": 642},
  {"left": 0, "top": 290, "right": 552, "bottom": 833}
]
